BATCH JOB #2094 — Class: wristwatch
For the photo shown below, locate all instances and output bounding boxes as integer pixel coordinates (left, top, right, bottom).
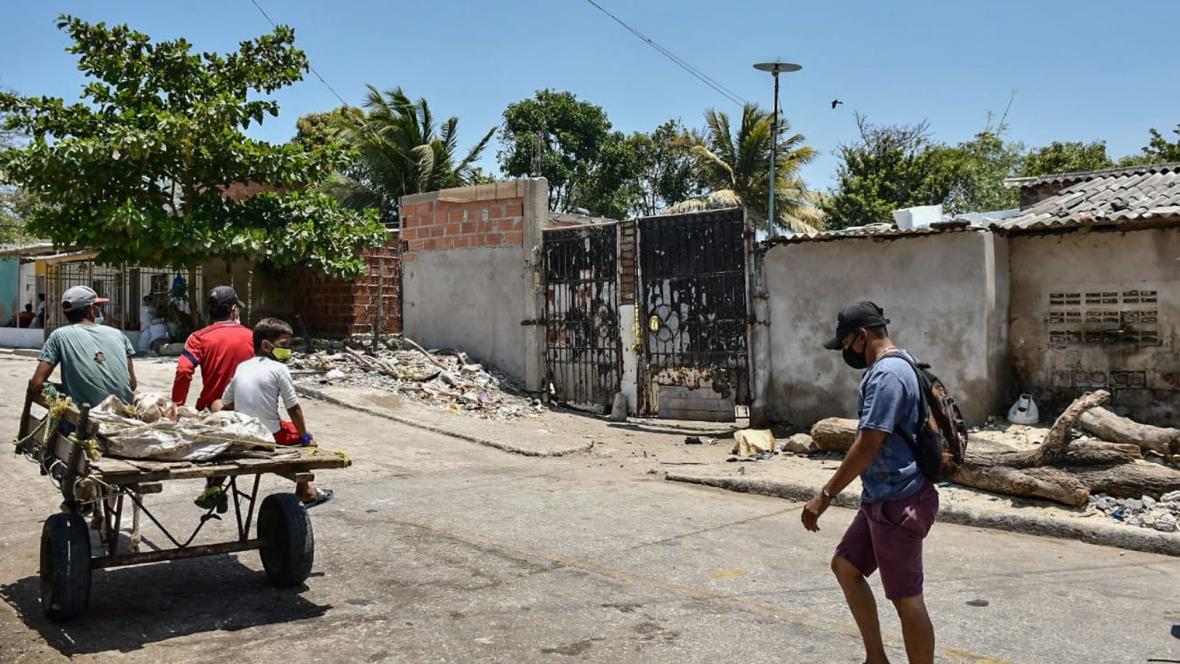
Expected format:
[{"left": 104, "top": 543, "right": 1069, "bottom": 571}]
[{"left": 821, "top": 487, "right": 835, "bottom": 501}]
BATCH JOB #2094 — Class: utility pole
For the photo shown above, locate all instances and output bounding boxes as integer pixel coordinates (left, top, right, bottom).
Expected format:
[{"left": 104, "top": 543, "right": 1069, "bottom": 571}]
[{"left": 753, "top": 61, "right": 801, "bottom": 230}]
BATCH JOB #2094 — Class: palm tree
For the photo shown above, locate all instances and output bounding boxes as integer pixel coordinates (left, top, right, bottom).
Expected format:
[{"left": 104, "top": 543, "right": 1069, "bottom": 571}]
[
  {"left": 670, "top": 104, "right": 823, "bottom": 234},
  {"left": 328, "top": 85, "right": 495, "bottom": 226}
]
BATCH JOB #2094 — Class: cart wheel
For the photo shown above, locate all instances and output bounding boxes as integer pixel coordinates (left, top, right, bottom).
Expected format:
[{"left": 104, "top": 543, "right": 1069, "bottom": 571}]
[
  {"left": 40, "top": 513, "right": 91, "bottom": 621},
  {"left": 257, "top": 493, "right": 314, "bottom": 587}
]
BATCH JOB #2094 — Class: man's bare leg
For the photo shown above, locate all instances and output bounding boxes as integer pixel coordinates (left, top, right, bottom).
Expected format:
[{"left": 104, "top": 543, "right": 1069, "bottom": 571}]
[
  {"left": 892, "top": 594, "right": 934, "bottom": 664},
  {"left": 832, "top": 555, "right": 890, "bottom": 664}
]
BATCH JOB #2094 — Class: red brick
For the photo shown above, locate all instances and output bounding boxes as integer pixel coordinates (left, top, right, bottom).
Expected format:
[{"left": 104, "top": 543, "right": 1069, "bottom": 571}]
[
  {"left": 460, "top": 221, "right": 479, "bottom": 235},
  {"left": 451, "top": 235, "right": 470, "bottom": 249},
  {"left": 423, "top": 239, "right": 438, "bottom": 251},
  {"left": 444, "top": 222, "right": 461, "bottom": 236},
  {"left": 503, "top": 230, "right": 524, "bottom": 246},
  {"left": 503, "top": 200, "right": 524, "bottom": 217},
  {"left": 494, "top": 218, "right": 521, "bottom": 232},
  {"left": 484, "top": 233, "right": 503, "bottom": 247},
  {"left": 429, "top": 226, "right": 445, "bottom": 238}
]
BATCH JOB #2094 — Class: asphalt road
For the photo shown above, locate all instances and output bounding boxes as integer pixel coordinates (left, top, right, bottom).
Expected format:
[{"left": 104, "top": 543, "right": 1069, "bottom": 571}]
[{"left": 0, "top": 355, "right": 1177, "bottom": 663}]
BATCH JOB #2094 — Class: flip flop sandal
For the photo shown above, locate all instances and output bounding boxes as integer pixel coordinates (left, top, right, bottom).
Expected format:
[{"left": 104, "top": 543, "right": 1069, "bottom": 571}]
[{"left": 302, "top": 487, "right": 334, "bottom": 508}]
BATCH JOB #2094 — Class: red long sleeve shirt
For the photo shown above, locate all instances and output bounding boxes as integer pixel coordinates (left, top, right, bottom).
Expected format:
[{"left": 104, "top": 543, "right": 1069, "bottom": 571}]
[{"left": 171, "top": 321, "right": 255, "bottom": 410}]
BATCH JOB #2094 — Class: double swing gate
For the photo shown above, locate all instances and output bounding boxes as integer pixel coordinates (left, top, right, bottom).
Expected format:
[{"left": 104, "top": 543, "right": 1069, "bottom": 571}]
[{"left": 541, "top": 208, "right": 751, "bottom": 419}]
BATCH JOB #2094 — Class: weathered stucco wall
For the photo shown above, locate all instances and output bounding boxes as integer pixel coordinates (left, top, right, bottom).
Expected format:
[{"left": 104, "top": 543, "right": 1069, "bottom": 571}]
[
  {"left": 0, "top": 258, "right": 19, "bottom": 325},
  {"left": 400, "top": 179, "right": 547, "bottom": 388},
  {"left": 764, "top": 229, "right": 1008, "bottom": 427},
  {"left": 1008, "top": 225, "right": 1180, "bottom": 425}
]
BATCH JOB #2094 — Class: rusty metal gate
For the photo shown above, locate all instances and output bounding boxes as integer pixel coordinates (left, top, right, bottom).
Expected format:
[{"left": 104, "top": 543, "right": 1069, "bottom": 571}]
[
  {"left": 541, "top": 224, "right": 622, "bottom": 409},
  {"left": 638, "top": 208, "right": 750, "bottom": 420}
]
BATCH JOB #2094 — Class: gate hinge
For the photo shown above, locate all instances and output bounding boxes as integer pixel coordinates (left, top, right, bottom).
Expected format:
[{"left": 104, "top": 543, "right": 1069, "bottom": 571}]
[
  {"left": 521, "top": 319, "right": 546, "bottom": 326},
  {"left": 747, "top": 316, "right": 769, "bottom": 327}
]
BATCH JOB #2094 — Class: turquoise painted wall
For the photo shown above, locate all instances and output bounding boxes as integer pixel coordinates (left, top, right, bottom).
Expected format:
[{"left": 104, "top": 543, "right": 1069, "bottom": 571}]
[{"left": 0, "top": 258, "right": 18, "bottom": 324}]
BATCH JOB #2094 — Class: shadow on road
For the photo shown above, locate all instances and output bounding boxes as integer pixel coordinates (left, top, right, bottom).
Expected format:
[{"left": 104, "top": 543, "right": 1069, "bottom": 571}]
[{"left": 0, "top": 553, "right": 329, "bottom": 656}]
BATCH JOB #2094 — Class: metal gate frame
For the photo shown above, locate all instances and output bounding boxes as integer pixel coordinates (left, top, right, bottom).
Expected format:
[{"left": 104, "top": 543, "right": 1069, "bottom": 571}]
[
  {"left": 541, "top": 224, "right": 623, "bottom": 410},
  {"left": 636, "top": 208, "right": 752, "bottom": 418}
]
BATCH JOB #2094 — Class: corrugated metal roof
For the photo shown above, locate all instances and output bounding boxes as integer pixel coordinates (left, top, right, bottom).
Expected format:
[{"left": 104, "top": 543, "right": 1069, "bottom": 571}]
[
  {"left": 1003, "top": 161, "right": 1180, "bottom": 189},
  {"left": 767, "top": 219, "right": 978, "bottom": 245},
  {"left": 994, "top": 162, "right": 1180, "bottom": 231},
  {"left": 0, "top": 241, "right": 57, "bottom": 258}
]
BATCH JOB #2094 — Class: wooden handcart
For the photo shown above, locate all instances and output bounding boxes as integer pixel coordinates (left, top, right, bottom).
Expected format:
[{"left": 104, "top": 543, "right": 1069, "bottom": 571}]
[{"left": 15, "top": 392, "right": 349, "bottom": 621}]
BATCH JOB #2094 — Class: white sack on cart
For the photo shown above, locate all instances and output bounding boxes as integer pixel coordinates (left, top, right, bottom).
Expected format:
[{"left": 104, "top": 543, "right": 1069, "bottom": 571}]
[{"left": 89, "top": 394, "right": 278, "bottom": 462}]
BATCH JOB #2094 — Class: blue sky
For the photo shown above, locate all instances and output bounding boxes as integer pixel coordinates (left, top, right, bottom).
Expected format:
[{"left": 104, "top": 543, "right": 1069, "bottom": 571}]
[{"left": 2, "top": 0, "right": 1176, "bottom": 190}]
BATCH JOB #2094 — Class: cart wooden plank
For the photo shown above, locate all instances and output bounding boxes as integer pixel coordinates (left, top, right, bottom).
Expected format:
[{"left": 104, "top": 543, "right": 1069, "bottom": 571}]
[{"left": 90, "top": 448, "right": 349, "bottom": 485}]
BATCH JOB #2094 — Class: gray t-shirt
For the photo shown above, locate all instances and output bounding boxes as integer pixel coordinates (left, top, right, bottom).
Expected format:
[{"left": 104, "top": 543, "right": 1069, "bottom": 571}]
[
  {"left": 39, "top": 322, "right": 135, "bottom": 408},
  {"left": 856, "top": 350, "right": 925, "bottom": 503}
]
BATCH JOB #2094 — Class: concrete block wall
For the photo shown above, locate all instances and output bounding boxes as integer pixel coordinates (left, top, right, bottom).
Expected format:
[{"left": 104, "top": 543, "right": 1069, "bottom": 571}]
[{"left": 400, "top": 179, "right": 548, "bottom": 389}]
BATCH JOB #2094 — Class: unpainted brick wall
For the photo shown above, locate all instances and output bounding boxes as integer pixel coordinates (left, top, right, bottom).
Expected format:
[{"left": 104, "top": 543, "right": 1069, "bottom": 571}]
[
  {"left": 400, "top": 197, "right": 526, "bottom": 260},
  {"left": 292, "top": 233, "right": 402, "bottom": 337}
]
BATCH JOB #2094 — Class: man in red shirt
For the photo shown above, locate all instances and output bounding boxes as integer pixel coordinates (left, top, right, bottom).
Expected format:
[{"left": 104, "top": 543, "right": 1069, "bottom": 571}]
[{"left": 171, "top": 286, "right": 254, "bottom": 410}]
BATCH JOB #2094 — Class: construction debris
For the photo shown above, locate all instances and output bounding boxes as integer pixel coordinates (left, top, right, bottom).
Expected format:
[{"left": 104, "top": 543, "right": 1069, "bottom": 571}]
[
  {"left": 288, "top": 337, "right": 545, "bottom": 420},
  {"left": 1087, "top": 492, "right": 1180, "bottom": 532}
]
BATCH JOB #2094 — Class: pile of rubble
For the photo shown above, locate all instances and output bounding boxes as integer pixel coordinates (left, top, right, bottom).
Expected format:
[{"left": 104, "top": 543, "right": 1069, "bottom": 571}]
[
  {"left": 289, "top": 337, "right": 545, "bottom": 420},
  {"left": 1087, "top": 491, "right": 1180, "bottom": 532}
]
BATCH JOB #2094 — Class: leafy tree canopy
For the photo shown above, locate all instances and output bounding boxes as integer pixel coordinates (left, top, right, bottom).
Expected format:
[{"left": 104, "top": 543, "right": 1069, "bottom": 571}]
[
  {"left": 499, "top": 89, "right": 631, "bottom": 217},
  {"left": 1020, "top": 140, "right": 1113, "bottom": 177},
  {"left": 671, "top": 104, "right": 821, "bottom": 234},
  {"left": 626, "top": 120, "right": 704, "bottom": 217},
  {"left": 1120, "top": 124, "right": 1180, "bottom": 166},
  {"left": 305, "top": 87, "right": 494, "bottom": 227},
  {"left": 0, "top": 15, "right": 384, "bottom": 278}
]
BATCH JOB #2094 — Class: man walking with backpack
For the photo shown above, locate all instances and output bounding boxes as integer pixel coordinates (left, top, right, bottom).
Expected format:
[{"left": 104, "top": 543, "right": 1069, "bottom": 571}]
[{"left": 801, "top": 301, "right": 940, "bottom": 664}]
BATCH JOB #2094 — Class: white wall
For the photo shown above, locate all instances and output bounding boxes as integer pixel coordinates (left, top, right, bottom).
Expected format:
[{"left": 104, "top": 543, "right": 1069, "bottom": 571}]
[{"left": 762, "top": 229, "right": 1009, "bottom": 426}]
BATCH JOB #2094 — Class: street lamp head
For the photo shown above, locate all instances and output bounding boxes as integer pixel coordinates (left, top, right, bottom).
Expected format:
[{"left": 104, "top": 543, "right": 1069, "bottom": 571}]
[{"left": 753, "top": 61, "right": 801, "bottom": 75}]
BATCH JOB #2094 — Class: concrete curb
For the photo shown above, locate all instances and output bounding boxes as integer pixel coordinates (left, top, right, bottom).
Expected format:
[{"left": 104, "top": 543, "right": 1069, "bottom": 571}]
[
  {"left": 296, "top": 385, "right": 593, "bottom": 458},
  {"left": 664, "top": 473, "right": 1180, "bottom": 557}
]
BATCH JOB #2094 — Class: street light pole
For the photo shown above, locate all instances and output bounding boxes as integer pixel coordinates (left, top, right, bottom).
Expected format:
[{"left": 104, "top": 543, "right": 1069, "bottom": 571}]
[{"left": 753, "top": 61, "right": 801, "bottom": 231}]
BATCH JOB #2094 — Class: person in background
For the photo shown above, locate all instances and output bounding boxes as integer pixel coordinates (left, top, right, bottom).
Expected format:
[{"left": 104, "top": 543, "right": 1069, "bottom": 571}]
[
  {"left": 171, "top": 286, "right": 253, "bottom": 411},
  {"left": 17, "top": 303, "right": 35, "bottom": 328},
  {"left": 34, "top": 293, "right": 46, "bottom": 328},
  {"left": 27, "top": 286, "right": 136, "bottom": 409},
  {"left": 217, "top": 317, "right": 333, "bottom": 507}
]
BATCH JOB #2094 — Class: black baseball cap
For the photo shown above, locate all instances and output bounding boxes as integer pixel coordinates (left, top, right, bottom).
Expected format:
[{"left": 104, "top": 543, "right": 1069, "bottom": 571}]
[
  {"left": 823, "top": 301, "right": 891, "bottom": 350},
  {"left": 208, "top": 285, "right": 244, "bottom": 308}
]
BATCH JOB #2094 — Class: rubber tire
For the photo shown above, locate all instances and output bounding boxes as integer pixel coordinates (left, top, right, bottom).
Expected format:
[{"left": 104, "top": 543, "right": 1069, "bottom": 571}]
[
  {"left": 40, "top": 513, "right": 91, "bottom": 621},
  {"left": 257, "top": 493, "right": 314, "bottom": 587}
]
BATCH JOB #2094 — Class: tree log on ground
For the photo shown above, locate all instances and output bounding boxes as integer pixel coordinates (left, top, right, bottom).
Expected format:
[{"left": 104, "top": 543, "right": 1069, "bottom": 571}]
[
  {"left": 1077, "top": 407, "right": 1180, "bottom": 456},
  {"left": 808, "top": 391, "right": 1180, "bottom": 506}
]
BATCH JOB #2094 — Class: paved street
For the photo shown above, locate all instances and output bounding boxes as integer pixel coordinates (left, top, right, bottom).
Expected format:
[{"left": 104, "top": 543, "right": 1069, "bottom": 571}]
[{"left": 0, "top": 355, "right": 1178, "bottom": 663}]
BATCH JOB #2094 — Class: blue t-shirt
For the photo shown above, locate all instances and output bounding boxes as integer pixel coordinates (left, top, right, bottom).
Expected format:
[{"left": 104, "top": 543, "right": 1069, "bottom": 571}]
[{"left": 856, "top": 350, "right": 925, "bottom": 503}]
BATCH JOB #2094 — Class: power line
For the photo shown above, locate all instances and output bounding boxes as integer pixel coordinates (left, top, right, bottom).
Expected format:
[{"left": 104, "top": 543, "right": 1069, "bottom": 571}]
[
  {"left": 580, "top": 0, "right": 748, "bottom": 107},
  {"left": 246, "top": 0, "right": 352, "bottom": 109}
]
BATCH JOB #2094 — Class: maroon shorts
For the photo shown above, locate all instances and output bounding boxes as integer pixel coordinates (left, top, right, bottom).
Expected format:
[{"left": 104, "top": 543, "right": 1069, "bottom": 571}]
[{"left": 835, "top": 481, "right": 939, "bottom": 600}]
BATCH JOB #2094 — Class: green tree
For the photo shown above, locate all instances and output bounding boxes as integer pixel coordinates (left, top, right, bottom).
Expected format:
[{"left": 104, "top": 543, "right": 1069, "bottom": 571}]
[
  {"left": 292, "top": 105, "right": 363, "bottom": 152},
  {"left": 823, "top": 115, "right": 1025, "bottom": 229},
  {"left": 1021, "top": 140, "right": 1113, "bottom": 177},
  {"left": 822, "top": 117, "right": 949, "bottom": 229},
  {"left": 940, "top": 128, "right": 1023, "bottom": 213},
  {"left": 0, "top": 15, "right": 384, "bottom": 278},
  {"left": 1120, "top": 124, "right": 1180, "bottom": 166},
  {"left": 671, "top": 104, "right": 821, "bottom": 234},
  {"left": 323, "top": 86, "right": 495, "bottom": 226},
  {"left": 627, "top": 120, "right": 704, "bottom": 217},
  {"left": 0, "top": 100, "right": 32, "bottom": 244},
  {"left": 499, "top": 89, "right": 637, "bottom": 217}
]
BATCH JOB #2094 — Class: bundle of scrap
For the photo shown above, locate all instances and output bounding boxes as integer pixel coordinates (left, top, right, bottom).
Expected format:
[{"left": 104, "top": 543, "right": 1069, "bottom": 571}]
[{"left": 809, "top": 390, "right": 1180, "bottom": 507}]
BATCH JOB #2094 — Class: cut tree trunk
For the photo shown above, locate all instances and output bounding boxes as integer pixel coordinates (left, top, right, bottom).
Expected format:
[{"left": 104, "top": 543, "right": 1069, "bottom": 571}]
[
  {"left": 1032, "top": 389, "right": 1110, "bottom": 465},
  {"left": 1077, "top": 407, "right": 1180, "bottom": 456},
  {"left": 1069, "top": 462, "right": 1180, "bottom": 499},
  {"left": 952, "top": 458, "right": 1091, "bottom": 507}
]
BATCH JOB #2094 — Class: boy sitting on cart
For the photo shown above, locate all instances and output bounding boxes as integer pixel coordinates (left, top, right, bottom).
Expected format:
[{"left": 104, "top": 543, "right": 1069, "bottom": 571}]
[{"left": 214, "top": 317, "right": 334, "bottom": 507}]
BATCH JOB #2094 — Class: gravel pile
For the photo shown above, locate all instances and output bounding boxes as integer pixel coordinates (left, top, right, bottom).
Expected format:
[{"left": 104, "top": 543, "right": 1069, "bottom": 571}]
[{"left": 1087, "top": 490, "right": 1180, "bottom": 532}]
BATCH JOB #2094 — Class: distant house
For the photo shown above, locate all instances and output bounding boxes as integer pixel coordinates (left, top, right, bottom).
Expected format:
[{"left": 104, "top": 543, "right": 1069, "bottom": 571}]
[{"left": 760, "top": 162, "right": 1180, "bottom": 426}]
